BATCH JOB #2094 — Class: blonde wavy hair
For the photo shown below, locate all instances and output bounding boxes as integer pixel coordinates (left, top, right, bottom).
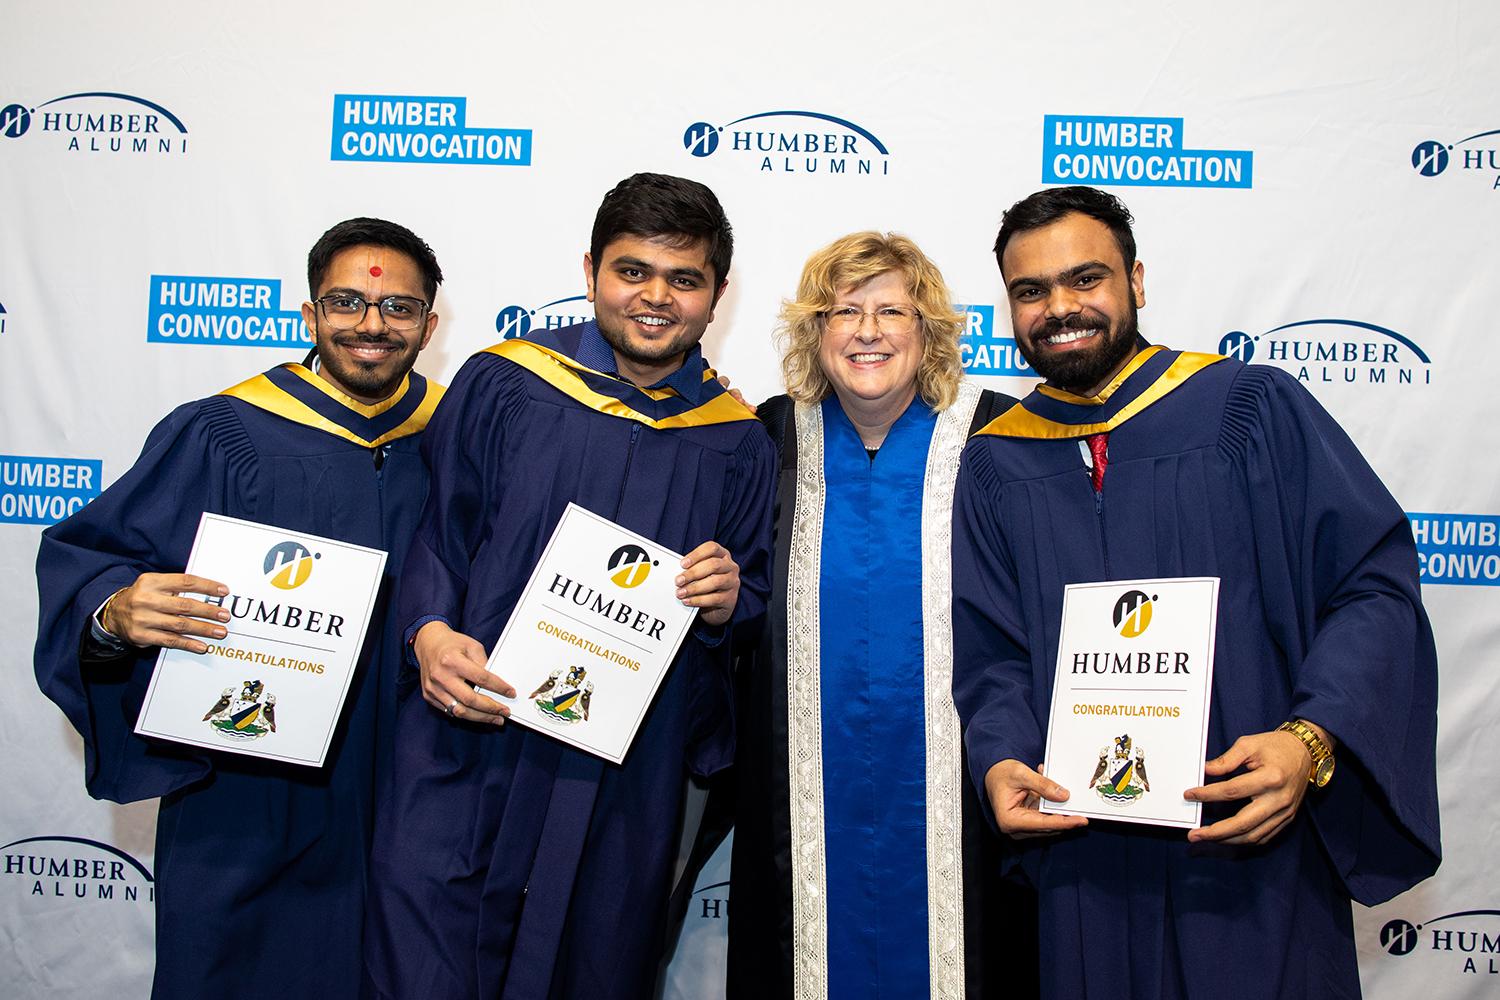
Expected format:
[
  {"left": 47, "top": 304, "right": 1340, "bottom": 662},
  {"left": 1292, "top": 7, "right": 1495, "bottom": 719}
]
[{"left": 778, "top": 231, "right": 966, "bottom": 411}]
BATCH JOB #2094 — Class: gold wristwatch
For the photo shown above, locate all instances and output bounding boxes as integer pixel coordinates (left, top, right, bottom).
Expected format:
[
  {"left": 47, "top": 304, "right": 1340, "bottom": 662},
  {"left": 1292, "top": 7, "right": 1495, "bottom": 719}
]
[{"left": 1278, "top": 720, "right": 1335, "bottom": 788}]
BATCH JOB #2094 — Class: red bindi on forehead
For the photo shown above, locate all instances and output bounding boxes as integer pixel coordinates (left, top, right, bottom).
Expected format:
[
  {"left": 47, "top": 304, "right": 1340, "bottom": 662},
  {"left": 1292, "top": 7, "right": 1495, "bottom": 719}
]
[{"left": 369, "top": 266, "right": 383, "bottom": 277}]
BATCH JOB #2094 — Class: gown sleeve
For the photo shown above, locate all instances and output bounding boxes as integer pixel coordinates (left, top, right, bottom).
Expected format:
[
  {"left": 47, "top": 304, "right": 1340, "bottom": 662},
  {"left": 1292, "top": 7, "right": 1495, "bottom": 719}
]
[
  {"left": 396, "top": 355, "right": 522, "bottom": 647},
  {"left": 950, "top": 440, "right": 1045, "bottom": 817},
  {"left": 33, "top": 397, "right": 258, "bottom": 804},
  {"left": 717, "top": 424, "right": 776, "bottom": 635},
  {"left": 685, "top": 423, "right": 777, "bottom": 777},
  {"left": 1224, "top": 364, "right": 1440, "bottom": 904}
]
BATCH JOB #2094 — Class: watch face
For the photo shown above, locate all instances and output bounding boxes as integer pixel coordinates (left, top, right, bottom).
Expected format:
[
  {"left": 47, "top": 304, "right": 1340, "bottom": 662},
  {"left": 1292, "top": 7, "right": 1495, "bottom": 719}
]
[{"left": 1314, "top": 756, "right": 1335, "bottom": 788}]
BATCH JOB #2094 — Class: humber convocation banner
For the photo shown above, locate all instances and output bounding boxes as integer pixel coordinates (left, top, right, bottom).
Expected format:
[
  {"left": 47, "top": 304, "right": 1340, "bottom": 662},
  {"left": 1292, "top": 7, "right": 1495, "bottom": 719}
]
[{"left": 135, "top": 515, "right": 387, "bottom": 767}]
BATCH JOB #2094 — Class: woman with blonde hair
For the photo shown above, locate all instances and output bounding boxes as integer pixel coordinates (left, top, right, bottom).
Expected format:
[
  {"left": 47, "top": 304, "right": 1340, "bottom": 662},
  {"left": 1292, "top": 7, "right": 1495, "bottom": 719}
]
[{"left": 724, "top": 232, "right": 1033, "bottom": 999}]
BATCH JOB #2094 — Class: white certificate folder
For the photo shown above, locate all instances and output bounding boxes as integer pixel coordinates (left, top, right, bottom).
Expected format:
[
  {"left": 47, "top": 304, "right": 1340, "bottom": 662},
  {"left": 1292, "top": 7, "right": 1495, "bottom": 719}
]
[
  {"left": 1039, "top": 577, "right": 1219, "bottom": 829},
  {"left": 134, "top": 513, "right": 387, "bottom": 767},
  {"left": 482, "top": 503, "right": 698, "bottom": 765}
]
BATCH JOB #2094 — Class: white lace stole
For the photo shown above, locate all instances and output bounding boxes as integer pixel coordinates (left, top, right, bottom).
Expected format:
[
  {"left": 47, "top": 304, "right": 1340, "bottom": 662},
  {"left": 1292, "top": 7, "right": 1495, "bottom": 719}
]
[
  {"left": 921, "top": 380, "right": 982, "bottom": 1000},
  {"left": 786, "top": 384, "right": 982, "bottom": 1000},
  {"left": 787, "top": 399, "right": 829, "bottom": 1000}
]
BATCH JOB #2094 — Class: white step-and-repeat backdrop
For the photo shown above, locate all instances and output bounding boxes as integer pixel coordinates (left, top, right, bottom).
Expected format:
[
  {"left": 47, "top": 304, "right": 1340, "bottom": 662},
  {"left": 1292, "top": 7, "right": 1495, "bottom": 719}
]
[{"left": 3, "top": 2, "right": 1496, "bottom": 997}]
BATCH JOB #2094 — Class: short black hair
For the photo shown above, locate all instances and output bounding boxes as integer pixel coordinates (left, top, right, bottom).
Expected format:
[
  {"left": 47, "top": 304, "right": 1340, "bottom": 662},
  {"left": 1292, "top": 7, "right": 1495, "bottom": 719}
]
[
  {"left": 993, "top": 186, "right": 1137, "bottom": 275},
  {"left": 307, "top": 217, "right": 444, "bottom": 303},
  {"left": 589, "top": 173, "right": 733, "bottom": 285}
]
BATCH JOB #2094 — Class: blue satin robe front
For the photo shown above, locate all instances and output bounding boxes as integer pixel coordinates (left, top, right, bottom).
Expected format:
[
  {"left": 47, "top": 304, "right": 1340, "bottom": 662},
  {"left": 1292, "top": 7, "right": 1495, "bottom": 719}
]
[{"left": 818, "top": 396, "right": 933, "bottom": 998}]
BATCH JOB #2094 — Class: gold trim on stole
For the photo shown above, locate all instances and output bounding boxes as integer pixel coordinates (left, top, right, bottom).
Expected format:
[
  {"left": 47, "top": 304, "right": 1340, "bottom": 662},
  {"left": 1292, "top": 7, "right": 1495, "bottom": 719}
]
[
  {"left": 977, "top": 351, "right": 1227, "bottom": 440},
  {"left": 219, "top": 365, "right": 444, "bottom": 447},
  {"left": 483, "top": 339, "right": 756, "bottom": 430},
  {"left": 1035, "top": 344, "right": 1167, "bottom": 404}
]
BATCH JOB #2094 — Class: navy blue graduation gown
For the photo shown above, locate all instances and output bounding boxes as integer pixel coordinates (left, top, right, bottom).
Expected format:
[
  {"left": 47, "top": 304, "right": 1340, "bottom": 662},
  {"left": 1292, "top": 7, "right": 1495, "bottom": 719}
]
[
  {"left": 363, "top": 324, "right": 775, "bottom": 1000},
  {"left": 952, "top": 346, "right": 1440, "bottom": 1000},
  {"left": 33, "top": 363, "right": 439, "bottom": 1000}
]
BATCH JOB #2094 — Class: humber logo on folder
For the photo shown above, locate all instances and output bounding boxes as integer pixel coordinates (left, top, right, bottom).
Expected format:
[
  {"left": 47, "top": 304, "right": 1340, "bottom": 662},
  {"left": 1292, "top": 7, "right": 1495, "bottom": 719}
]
[
  {"left": 1112, "top": 590, "right": 1155, "bottom": 638},
  {"left": 607, "top": 544, "right": 656, "bottom": 589},
  {"left": 264, "top": 541, "right": 317, "bottom": 591}
]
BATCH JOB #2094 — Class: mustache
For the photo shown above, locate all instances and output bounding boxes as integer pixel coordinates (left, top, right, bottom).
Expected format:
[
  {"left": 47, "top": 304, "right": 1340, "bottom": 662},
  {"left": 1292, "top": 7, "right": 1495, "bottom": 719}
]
[
  {"left": 1039, "top": 314, "right": 1109, "bottom": 337},
  {"left": 331, "top": 332, "right": 401, "bottom": 347}
]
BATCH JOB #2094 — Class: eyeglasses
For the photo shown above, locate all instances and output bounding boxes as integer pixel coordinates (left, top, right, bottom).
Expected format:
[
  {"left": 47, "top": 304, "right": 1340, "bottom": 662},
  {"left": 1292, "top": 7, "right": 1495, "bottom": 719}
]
[
  {"left": 315, "top": 293, "right": 429, "bottom": 331},
  {"left": 822, "top": 305, "right": 921, "bottom": 336}
]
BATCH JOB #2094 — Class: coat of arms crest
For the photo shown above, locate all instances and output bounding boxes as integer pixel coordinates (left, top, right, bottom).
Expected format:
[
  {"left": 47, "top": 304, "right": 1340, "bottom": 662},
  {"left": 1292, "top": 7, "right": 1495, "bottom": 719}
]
[
  {"left": 1088, "top": 732, "right": 1150, "bottom": 806},
  {"left": 203, "top": 679, "right": 277, "bottom": 741},
  {"left": 529, "top": 665, "right": 594, "bottom": 724}
]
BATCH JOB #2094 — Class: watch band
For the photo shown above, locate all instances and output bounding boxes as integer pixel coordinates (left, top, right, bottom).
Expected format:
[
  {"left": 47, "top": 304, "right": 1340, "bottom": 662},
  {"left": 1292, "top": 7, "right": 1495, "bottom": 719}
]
[{"left": 1277, "top": 719, "right": 1334, "bottom": 788}]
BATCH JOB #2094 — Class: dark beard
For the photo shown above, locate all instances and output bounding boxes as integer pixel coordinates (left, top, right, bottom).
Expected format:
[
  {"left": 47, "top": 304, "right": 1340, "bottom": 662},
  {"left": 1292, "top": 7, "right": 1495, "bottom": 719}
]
[
  {"left": 316, "top": 332, "right": 416, "bottom": 400},
  {"left": 1018, "top": 305, "right": 1139, "bottom": 394},
  {"left": 597, "top": 320, "right": 697, "bottom": 369}
]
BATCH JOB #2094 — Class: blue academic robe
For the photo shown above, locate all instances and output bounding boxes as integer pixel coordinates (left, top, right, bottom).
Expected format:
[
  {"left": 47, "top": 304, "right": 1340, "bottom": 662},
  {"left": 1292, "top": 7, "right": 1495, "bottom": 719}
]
[
  {"left": 952, "top": 346, "right": 1440, "bottom": 1000},
  {"left": 33, "top": 363, "right": 440, "bottom": 1000},
  {"left": 363, "top": 324, "right": 775, "bottom": 1000},
  {"left": 818, "top": 396, "right": 936, "bottom": 997},
  {"left": 722, "top": 387, "right": 1031, "bottom": 1000}
]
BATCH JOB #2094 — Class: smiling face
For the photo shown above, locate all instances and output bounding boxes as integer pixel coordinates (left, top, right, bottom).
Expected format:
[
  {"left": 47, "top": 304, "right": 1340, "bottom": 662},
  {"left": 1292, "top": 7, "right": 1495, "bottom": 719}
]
[
  {"left": 299, "top": 244, "right": 437, "bottom": 404},
  {"left": 583, "top": 234, "right": 725, "bottom": 386},
  {"left": 1001, "top": 211, "right": 1145, "bottom": 396},
  {"left": 817, "top": 270, "right": 924, "bottom": 413}
]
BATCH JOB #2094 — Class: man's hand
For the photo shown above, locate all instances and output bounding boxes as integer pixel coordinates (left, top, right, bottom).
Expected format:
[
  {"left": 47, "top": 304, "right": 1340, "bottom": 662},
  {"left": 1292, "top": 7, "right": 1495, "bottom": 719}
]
[
  {"left": 412, "top": 620, "right": 514, "bottom": 726},
  {"left": 984, "top": 759, "right": 1089, "bottom": 839},
  {"left": 716, "top": 373, "right": 756, "bottom": 414},
  {"left": 677, "top": 541, "right": 740, "bottom": 628},
  {"left": 1184, "top": 725, "right": 1328, "bottom": 845},
  {"left": 101, "top": 573, "right": 231, "bottom": 654}
]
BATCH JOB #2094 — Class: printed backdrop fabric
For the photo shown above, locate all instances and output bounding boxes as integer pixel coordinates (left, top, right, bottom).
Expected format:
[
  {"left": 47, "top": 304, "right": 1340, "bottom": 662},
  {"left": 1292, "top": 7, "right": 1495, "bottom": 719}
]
[{"left": 2, "top": 2, "right": 1496, "bottom": 997}]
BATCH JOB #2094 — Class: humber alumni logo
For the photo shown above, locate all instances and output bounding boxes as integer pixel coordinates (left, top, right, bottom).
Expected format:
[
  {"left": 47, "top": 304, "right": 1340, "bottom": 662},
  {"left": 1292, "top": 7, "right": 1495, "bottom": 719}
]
[
  {"left": 495, "top": 293, "right": 591, "bottom": 340},
  {"left": 3, "top": 835, "right": 154, "bottom": 904},
  {"left": 264, "top": 541, "right": 317, "bottom": 590},
  {"left": 1378, "top": 909, "right": 1500, "bottom": 976},
  {"left": 1410, "top": 126, "right": 1500, "bottom": 189},
  {"left": 1112, "top": 590, "right": 1156, "bottom": 638},
  {"left": 1219, "top": 318, "right": 1431, "bottom": 388},
  {"left": 683, "top": 109, "right": 890, "bottom": 177},
  {"left": 607, "top": 544, "right": 657, "bottom": 589},
  {"left": 1, "top": 91, "right": 188, "bottom": 155}
]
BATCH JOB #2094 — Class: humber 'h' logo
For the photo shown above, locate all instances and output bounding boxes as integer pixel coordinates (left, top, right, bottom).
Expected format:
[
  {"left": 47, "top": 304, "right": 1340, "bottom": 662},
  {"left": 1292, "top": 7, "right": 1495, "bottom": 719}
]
[
  {"left": 1380, "top": 919, "right": 1420, "bottom": 956},
  {"left": 1112, "top": 590, "right": 1156, "bottom": 638},
  {"left": 607, "top": 544, "right": 657, "bottom": 589},
  {"left": 264, "top": 541, "right": 318, "bottom": 590}
]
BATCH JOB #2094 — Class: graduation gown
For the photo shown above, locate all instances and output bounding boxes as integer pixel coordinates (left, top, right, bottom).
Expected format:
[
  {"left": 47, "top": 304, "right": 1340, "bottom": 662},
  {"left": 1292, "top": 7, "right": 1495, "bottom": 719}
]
[
  {"left": 363, "top": 324, "right": 775, "bottom": 1000},
  {"left": 727, "top": 385, "right": 1034, "bottom": 1000},
  {"left": 952, "top": 345, "right": 1440, "bottom": 1000},
  {"left": 33, "top": 362, "right": 441, "bottom": 999}
]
